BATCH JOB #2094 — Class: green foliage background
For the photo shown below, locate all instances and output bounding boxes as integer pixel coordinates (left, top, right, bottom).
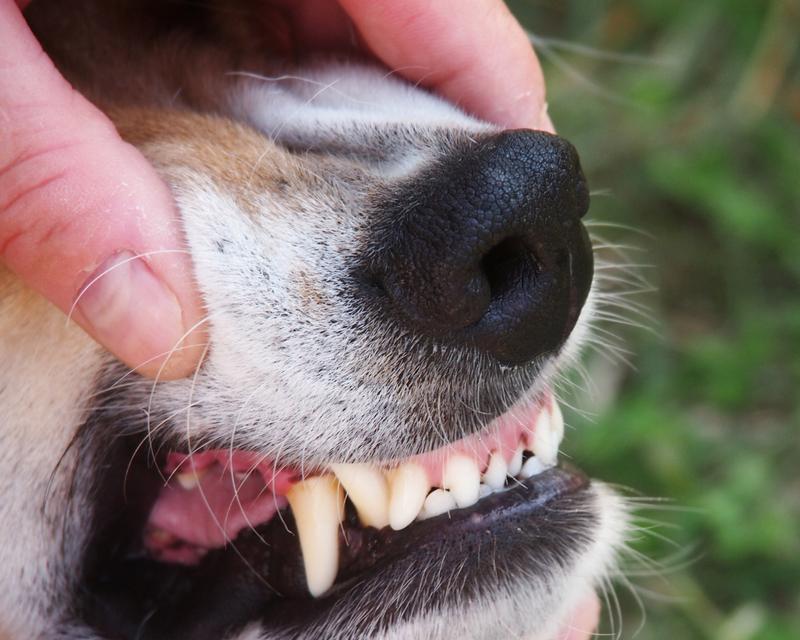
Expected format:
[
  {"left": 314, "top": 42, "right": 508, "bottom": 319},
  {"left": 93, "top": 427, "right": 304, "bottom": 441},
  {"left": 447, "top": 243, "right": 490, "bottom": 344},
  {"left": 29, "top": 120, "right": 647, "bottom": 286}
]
[{"left": 507, "top": 1, "right": 800, "bottom": 638}]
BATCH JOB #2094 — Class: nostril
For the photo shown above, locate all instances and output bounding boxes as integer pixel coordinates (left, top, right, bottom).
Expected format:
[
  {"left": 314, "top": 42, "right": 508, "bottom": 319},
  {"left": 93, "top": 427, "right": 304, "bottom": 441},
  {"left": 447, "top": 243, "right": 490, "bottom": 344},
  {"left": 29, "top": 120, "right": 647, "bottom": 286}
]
[
  {"left": 482, "top": 237, "right": 539, "bottom": 300},
  {"left": 368, "top": 129, "right": 594, "bottom": 365}
]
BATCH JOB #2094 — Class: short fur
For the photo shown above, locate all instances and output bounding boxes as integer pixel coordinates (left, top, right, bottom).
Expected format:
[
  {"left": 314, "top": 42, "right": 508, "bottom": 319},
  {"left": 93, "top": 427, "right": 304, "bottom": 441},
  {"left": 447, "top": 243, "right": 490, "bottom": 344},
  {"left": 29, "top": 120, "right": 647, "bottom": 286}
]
[{"left": 0, "top": 1, "right": 628, "bottom": 638}]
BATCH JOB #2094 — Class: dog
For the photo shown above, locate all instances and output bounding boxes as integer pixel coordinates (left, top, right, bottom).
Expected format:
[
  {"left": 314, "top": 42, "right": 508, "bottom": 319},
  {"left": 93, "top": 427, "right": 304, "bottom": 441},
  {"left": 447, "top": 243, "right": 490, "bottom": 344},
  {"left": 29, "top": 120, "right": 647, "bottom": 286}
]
[{"left": 0, "top": 1, "right": 629, "bottom": 638}]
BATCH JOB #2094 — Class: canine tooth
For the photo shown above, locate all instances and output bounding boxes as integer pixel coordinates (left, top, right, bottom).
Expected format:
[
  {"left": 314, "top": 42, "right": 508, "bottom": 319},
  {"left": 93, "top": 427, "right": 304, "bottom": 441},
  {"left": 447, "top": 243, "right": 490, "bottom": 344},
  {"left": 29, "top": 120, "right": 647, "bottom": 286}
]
[
  {"left": 519, "top": 456, "right": 547, "bottom": 479},
  {"left": 442, "top": 454, "right": 481, "bottom": 508},
  {"left": 529, "top": 400, "right": 565, "bottom": 461},
  {"left": 483, "top": 451, "right": 507, "bottom": 490},
  {"left": 550, "top": 399, "right": 565, "bottom": 445},
  {"left": 478, "top": 483, "right": 493, "bottom": 498},
  {"left": 418, "top": 489, "right": 457, "bottom": 520},
  {"left": 531, "top": 414, "right": 558, "bottom": 466},
  {"left": 286, "top": 475, "right": 345, "bottom": 597},
  {"left": 528, "top": 407, "right": 551, "bottom": 451},
  {"left": 330, "top": 463, "right": 390, "bottom": 529},
  {"left": 388, "top": 463, "right": 429, "bottom": 530},
  {"left": 175, "top": 468, "right": 207, "bottom": 490},
  {"left": 508, "top": 446, "right": 524, "bottom": 477}
]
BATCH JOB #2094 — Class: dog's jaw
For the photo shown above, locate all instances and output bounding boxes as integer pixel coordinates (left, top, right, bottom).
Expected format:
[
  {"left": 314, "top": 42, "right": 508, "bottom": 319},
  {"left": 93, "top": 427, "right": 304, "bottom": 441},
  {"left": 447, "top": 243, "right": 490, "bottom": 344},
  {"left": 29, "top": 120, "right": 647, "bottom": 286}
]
[{"left": 0, "top": 2, "right": 630, "bottom": 638}]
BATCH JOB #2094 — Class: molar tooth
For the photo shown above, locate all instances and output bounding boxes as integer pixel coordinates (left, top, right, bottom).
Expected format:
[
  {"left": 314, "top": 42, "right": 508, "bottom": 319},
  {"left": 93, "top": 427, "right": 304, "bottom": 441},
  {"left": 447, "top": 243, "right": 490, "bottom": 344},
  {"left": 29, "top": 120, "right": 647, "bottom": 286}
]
[
  {"left": 387, "top": 463, "right": 429, "bottom": 530},
  {"left": 330, "top": 463, "right": 390, "bottom": 529},
  {"left": 478, "top": 483, "right": 493, "bottom": 498},
  {"left": 519, "top": 455, "right": 547, "bottom": 479},
  {"left": 286, "top": 475, "right": 345, "bottom": 597},
  {"left": 483, "top": 451, "right": 507, "bottom": 490},
  {"left": 418, "top": 489, "right": 457, "bottom": 520},
  {"left": 442, "top": 454, "right": 481, "bottom": 508},
  {"left": 507, "top": 445, "right": 524, "bottom": 477}
]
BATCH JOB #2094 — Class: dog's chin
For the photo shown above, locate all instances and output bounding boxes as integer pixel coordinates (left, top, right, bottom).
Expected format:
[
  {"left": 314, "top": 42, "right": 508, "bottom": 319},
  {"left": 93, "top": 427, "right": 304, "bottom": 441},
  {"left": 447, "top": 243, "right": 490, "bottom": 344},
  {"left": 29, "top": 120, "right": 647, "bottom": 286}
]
[{"left": 73, "top": 378, "right": 625, "bottom": 640}]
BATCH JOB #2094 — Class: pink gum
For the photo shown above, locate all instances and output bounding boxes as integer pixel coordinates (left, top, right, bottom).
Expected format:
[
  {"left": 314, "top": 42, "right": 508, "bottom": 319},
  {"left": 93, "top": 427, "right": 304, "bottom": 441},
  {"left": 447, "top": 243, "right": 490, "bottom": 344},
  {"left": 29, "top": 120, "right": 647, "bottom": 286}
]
[
  {"left": 164, "top": 393, "right": 553, "bottom": 493},
  {"left": 397, "top": 394, "right": 552, "bottom": 486}
]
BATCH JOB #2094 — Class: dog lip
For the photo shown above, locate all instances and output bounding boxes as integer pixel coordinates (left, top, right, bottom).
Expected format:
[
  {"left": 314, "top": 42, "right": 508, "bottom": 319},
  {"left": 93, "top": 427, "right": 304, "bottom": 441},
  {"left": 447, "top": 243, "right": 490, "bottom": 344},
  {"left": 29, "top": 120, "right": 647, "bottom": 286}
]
[
  {"left": 332, "top": 464, "right": 590, "bottom": 587},
  {"left": 81, "top": 458, "right": 591, "bottom": 639},
  {"left": 79, "top": 389, "right": 575, "bottom": 638},
  {"left": 243, "top": 464, "right": 594, "bottom": 634}
]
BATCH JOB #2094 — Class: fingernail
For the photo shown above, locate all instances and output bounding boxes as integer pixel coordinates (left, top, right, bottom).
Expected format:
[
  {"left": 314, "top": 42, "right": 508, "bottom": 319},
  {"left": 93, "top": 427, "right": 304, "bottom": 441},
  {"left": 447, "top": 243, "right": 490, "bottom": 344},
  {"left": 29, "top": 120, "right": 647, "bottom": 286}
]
[{"left": 76, "top": 251, "right": 187, "bottom": 369}]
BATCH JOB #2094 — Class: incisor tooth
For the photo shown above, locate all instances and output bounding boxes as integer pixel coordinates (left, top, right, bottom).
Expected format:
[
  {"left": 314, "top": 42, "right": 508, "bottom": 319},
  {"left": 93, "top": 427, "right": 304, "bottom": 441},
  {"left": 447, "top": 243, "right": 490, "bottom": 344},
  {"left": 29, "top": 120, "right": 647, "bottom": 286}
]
[
  {"left": 418, "top": 489, "right": 457, "bottom": 520},
  {"left": 508, "top": 445, "right": 524, "bottom": 477},
  {"left": 388, "top": 463, "right": 429, "bottom": 530},
  {"left": 442, "top": 454, "right": 481, "bottom": 508},
  {"left": 483, "top": 451, "right": 507, "bottom": 490},
  {"left": 286, "top": 475, "right": 345, "bottom": 597},
  {"left": 330, "top": 463, "right": 390, "bottom": 529}
]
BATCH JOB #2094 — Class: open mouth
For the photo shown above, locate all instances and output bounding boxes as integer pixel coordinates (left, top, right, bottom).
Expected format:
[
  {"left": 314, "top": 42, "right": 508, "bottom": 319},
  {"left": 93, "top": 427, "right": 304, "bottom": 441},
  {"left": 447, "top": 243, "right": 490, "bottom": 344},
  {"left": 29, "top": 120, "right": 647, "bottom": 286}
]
[{"left": 81, "top": 392, "right": 596, "bottom": 639}]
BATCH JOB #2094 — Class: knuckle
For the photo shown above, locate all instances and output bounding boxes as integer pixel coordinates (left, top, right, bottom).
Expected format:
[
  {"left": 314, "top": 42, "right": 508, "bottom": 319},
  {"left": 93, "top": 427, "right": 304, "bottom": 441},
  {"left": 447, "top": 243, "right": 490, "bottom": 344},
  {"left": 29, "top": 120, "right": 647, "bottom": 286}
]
[{"left": 0, "top": 138, "right": 76, "bottom": 261}]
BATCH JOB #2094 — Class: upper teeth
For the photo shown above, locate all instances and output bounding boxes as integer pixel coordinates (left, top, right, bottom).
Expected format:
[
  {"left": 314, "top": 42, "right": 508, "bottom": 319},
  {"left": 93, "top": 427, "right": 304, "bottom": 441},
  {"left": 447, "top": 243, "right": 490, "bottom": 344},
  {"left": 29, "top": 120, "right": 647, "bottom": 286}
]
[
  {"left": 507, "top": 445, "right": 524, "bottom": 477},
  {"left": 528, "top": 399, "right": 563, "bottom": 465},
  {"left": 387, "top": 463, "right": 430, "bottom": 531},
  {"left": 175, "top": 467, "right": 207, "bottom": 490},
  {"left": 330, "top": 463, "right": 390, "bottom": 529},
  {"left": 285, "top": 475, "right": 345, "bottom": 597},
  {"left": 284, "top": 399, "right": 565, "bottom": 597},
  {"left": 442, "top": 454, "right": 480, "bottom": 508},
  {"left": 483, "top": 451, "right": 508, "bottom": 490}
]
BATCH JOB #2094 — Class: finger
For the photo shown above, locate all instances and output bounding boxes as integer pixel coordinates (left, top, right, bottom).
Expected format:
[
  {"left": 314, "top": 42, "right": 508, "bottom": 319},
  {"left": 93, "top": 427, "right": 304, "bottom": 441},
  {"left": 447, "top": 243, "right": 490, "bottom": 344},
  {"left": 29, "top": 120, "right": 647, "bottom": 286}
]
[
  {"left": 0, "top": 2, "right": 206, "bottom": 379},
  {"left": 268, "top": 0, "right": 356, "bottom": 52},
  {"left": 336, "top": 0, "right": 551, "bottom": 130},
  {"left": 556, "top": 591, "right": 602, "bottom": 640}
]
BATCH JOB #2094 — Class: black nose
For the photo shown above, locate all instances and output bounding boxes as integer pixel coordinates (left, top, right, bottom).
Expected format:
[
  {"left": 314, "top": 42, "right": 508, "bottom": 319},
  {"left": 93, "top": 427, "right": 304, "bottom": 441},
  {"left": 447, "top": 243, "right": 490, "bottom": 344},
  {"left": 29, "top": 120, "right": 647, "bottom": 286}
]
[{"left": 369, "top": 129, "right": 593, "bottom": 365}]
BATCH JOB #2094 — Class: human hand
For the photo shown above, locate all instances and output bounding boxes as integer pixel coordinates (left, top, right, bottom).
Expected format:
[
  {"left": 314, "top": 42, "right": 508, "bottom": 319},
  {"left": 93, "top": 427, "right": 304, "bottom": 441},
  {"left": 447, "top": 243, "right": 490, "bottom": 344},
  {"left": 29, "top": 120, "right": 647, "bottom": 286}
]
[
  {"left": 1, "top": 0, "right": 551, "bottom": 380},
  {"left": 556, "top": 592, "right": 602, "bottom": 640},
  {"left": 2, "top": 1, "right": 595, "bottom": 636}
]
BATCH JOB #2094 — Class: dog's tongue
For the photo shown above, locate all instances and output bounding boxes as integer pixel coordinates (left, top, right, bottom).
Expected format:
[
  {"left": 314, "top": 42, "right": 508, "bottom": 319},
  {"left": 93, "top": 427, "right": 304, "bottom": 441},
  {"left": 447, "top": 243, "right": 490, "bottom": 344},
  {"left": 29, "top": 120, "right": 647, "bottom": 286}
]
[{"left": 145, "top": 452, "right": 295, "bottom": 561}]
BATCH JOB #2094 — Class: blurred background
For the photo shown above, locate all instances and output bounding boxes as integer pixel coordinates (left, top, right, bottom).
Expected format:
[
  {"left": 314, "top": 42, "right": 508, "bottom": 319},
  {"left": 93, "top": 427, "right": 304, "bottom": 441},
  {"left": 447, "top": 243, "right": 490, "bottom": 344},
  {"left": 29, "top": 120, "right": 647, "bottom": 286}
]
[{"left": 507, "top": 1, "right": 800, "bottom": 639}]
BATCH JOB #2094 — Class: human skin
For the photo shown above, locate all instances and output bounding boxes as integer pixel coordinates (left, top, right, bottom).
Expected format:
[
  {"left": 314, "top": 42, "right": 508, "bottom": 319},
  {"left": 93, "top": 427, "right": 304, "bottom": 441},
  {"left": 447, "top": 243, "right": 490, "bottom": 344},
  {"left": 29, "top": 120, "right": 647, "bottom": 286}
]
[
  {"left": 0, "top": 0, "right": 555, "bottom": 379},
  {"left": 0, "top": 2, "right": 596, "bottom": 635}
]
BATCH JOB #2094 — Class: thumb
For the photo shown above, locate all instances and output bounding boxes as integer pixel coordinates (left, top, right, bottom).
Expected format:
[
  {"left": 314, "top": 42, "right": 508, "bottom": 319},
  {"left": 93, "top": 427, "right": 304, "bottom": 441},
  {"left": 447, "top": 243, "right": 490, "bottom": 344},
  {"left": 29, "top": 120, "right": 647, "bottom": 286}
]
[
  {"left": 338, "top": 0, "right": 555, "bottom": 131},
  {"left": 0, "top": 2, "right": 206, "bottom": 379}
]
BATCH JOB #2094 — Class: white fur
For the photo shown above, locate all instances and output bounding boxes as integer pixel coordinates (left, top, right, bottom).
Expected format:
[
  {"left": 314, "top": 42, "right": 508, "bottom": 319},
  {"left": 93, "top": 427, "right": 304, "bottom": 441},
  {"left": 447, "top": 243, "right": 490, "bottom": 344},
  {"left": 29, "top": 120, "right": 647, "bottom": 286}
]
[{"left": 0, "top": 5, "right": 628, "bottom": 637}]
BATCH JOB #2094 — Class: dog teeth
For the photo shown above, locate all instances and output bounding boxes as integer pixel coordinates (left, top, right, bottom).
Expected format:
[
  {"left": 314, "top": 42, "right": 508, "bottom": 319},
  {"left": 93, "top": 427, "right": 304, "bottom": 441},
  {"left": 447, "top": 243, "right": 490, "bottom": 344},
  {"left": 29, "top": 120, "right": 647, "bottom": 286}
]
[
  {"left": 286, "top": 475, "right": 345, "bottom": 597},
  {"left": 550, "top": 399, "right": 565, "bottom": 444},
  {"left": 507, "top": 445, "right": 524, "bottom": 477},
  {"left": 175, "top": 467, "right": 207, "bottom": 490},
  {"left": 281, "top": 400, "right": 568, "bottom": 595},
  {"left": 483, "top": 451, "right": 507, "bottom": 490},
  {"left": 519, "top": 455, "right": 547, "bottom": 480},
  {"left": 530, "top": 401, "right": 563, "bottom": 466},
  {"left": 442, "top": 454, "right": 481, "bottom": 508},
  {"left": 331, "top": 463, "right": 390, "bottom": 529},
  {"left": 387, "top": 463, "right": 430, "bottom": 530},
  {"left": 418, "top": 489, "right": 457, "bottom": 520}
]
